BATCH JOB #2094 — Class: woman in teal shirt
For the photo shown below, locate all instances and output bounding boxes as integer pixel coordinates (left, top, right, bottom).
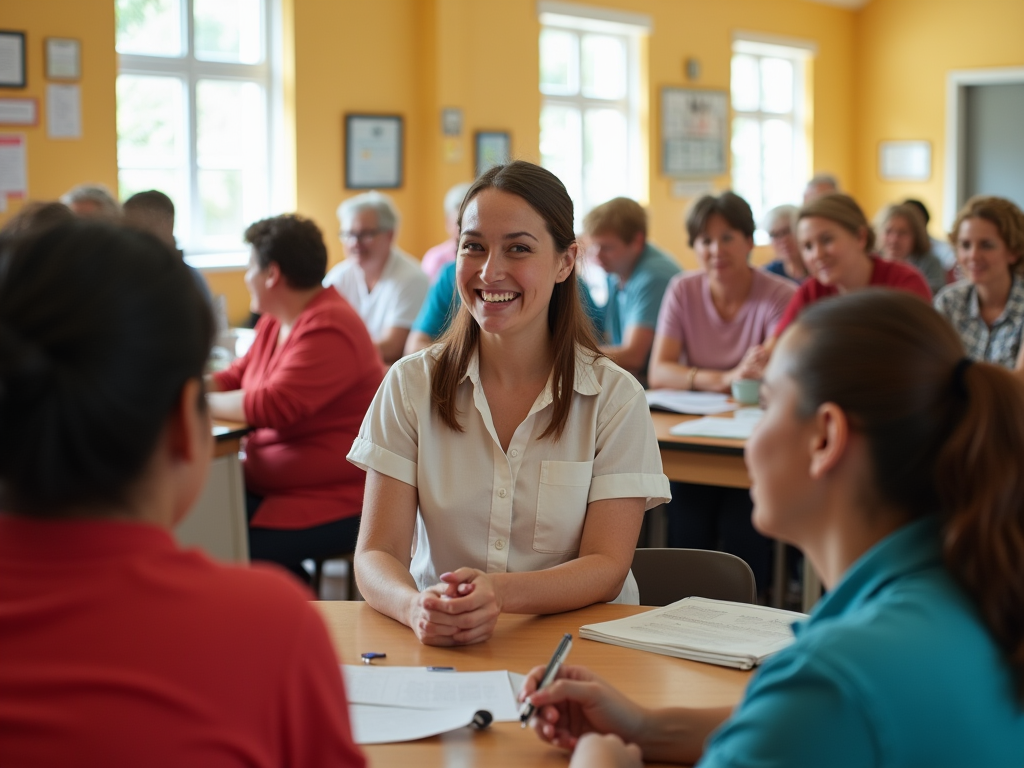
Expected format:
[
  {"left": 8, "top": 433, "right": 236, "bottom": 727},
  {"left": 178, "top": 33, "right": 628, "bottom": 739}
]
[{"left": 521, "top": 289, "right": 1024, "bottom": 767}]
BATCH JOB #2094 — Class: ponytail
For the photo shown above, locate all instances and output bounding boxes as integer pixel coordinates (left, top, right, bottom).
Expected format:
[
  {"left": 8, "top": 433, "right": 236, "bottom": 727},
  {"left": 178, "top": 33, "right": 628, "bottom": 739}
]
[{"left": 935, "top": 362, "right": 1024, "bottom": 700}]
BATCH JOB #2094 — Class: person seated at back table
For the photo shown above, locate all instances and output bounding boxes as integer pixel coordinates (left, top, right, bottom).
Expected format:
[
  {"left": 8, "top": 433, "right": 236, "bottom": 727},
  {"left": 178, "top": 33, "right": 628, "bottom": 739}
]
[
  {"left": 403, "top": 258, "right": 605, "bottom": 354},
  {"left": 753, "top": 193, "right": 932, "bottom": 363},
  {"left": 905, "top": 197, "right": 957, "bottom": 271},
  {"left": 582, "top": 197, "right": 681, "bottom": 380},
  {"left": 60, "top": 182, "right": 122, "bottom": 221},
  {"left": 934, "top": 195, "right": 1024, "bottom": 377},
  {"left": 648, "top": 191, "right": 795, "bottom": 595},
  {"left": 350, "top": 161, "right": 670, "bottom": 646},
  {"left": 0, "top": 200, "right": 74, "bottom": 241},
  {"left": 876, "top": 202, "right": 948, "bottom": 296},
  {"left": 802, "top": 172, "right": 839, "bottom": 204},
  {"left": 324, "top": 191, "right": 429, "bottom": 364},
  {"left": 207, "top": 214, "right": 383, "bottom": 584},
  {"left": 421, "top": 181, "right": 473, "bottom": 283},
  {"left": 760, "top": 204, "right": 808, "bottom": 284},
  {"left": 0, "top": 222, "right": 364, "bottom": 767},
  {"left": 522, "top": 290, "right": 1024, "bottom": 768},
  {"left": 123, "top": 189, "right": 213, "bottom": 306}
]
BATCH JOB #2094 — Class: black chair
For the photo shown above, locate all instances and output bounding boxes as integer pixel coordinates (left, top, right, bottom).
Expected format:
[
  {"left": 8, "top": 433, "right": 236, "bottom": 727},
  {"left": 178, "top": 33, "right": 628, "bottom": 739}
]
[{"left": 630, "top": 548, "right": 757, "bottom": 606}]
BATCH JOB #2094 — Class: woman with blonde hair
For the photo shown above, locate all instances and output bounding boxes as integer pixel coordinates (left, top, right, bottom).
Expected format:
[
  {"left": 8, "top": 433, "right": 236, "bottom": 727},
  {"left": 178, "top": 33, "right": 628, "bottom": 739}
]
[
  {"left": 523, "top": 290, "right": 1024, "bottom": 767},
  {"left": 934, "top": 195, "right": 1024, "bottom": 374},
  {"left": 349, "top": 161, "right": 669, "bottom": 646},
  {"left": 876, "top": 202, "right": 947, "bottom": 295}
]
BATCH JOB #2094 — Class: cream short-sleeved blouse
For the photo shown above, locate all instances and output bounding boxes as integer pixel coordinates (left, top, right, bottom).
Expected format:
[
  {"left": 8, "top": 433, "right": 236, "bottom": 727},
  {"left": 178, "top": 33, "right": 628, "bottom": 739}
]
[{"left": 347, "top": 347, "right": 671, "bottom": 604}]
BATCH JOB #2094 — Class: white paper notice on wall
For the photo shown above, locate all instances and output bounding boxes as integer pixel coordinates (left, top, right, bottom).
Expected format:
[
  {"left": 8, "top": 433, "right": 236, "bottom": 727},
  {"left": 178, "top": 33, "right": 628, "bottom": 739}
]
[
  {"left": 0, "top": 134, "right": 28, "bottom": 209},
  {"left": 47, "top": 84, "right": 82, "bottom": 139},
  {"left": 879, "top": 141, "right": 931, "bottom": 182}
]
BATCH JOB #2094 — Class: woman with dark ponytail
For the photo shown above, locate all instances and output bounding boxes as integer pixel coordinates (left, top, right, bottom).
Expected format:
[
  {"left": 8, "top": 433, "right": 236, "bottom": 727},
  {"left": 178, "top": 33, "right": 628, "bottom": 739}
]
[
  {"left": 0, "top": 223, "right": 364, "bottom": 767},
  {"left": 521, "top": 289, "right": 1024, "bottom": 767}
]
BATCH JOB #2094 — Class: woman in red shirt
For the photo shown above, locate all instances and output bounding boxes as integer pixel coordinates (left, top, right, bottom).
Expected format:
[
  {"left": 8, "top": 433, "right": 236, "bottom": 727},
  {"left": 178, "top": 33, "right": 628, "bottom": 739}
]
[
  {"left": 0, "top": 222, "right": 364, "bottom": 767},
  {"left": 208, "top": 214, "right": 383, "bottom": 581}
]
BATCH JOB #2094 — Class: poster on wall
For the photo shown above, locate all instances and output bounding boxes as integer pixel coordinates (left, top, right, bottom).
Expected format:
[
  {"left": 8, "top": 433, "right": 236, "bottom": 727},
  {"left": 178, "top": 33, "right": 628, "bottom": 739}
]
[
  {"left": 345, "top": 114, "right": 403, "bottom": 189},
  {"left": 661, "top": 88, "right": 728, "bottom": 177},
  {"left": 0, "top": 133, "right": 28, "bottom": 212}
]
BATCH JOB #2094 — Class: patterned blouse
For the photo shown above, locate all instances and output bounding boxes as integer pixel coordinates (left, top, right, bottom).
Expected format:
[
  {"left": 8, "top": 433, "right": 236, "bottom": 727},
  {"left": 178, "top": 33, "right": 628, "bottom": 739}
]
[{"left": 934, "top": 274, "right": 1024, "bottom": 369}]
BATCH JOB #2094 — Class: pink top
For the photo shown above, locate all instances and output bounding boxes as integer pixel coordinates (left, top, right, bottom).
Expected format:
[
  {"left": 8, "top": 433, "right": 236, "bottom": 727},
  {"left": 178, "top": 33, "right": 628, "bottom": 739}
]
[
  {"left": 655, "top": 269, "right": 796, "bottom": 370},
  {"left": 421, "top": 238, "right": 457, "bottom": 282},
  {"left": 214, "top": 288, "right": 384, "bottom": 529},
  {"left": 0, "top": 515, "right": 365, "bottom": 768}
]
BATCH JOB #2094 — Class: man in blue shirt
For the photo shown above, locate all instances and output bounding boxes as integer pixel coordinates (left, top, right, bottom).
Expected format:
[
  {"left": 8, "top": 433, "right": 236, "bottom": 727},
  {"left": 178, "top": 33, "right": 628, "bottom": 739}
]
[{"left": 582, "top": 197, "right": 680, "bottom": 379}]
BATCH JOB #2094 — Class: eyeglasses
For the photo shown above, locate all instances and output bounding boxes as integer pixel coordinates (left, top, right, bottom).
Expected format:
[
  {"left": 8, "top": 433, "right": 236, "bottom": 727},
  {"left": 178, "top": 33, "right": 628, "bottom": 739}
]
[
  {"left": 340, "top": 228, "right": 384, "bottom": 242},
  {"left": 768, "top": 227, "right": 792, "bottom": 240}
]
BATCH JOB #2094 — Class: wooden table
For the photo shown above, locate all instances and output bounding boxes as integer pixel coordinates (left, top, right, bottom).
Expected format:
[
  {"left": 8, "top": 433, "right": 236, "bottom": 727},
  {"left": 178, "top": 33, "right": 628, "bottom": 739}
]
[
  {"left": 651, "top": 410, "right": 821, "bottom": 611},
  {"left": 315, "top": 601, "right": 750, "bottom": 767}
]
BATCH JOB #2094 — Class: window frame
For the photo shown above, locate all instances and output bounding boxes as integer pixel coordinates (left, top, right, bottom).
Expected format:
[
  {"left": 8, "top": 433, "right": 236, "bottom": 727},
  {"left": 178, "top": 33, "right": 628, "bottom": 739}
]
[
  {"left": 730, "top": 34, "right": 815, "bottom": 243},
  {"left": 117, "top": 0, "right": 284, "bottom": 269}
]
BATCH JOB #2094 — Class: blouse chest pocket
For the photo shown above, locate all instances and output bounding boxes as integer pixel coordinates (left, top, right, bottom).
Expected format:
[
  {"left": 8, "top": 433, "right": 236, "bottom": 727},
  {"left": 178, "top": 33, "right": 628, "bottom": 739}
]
[{"left": 533, "top": 460, "right": 594, "bottom": 554}]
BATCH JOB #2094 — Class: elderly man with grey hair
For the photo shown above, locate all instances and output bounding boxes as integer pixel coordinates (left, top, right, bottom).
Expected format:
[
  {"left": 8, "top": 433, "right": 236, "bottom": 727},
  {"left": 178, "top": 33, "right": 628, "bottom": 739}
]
[
  {"left": 802, "top": 173, "right": 839, "bottom": 204},
  {"left": 760, "top": 204, "right": 808, "bottom": 284},
  {"left": 60, "top": 183, "right": 121, "bottom": 221},
  {"left": 324, "top": 191, "right": 428, "bottom": 364}
]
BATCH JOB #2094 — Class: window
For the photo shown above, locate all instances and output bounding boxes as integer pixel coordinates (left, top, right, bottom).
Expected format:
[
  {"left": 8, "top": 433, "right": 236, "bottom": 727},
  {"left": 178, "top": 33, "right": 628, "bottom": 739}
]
[
  {"left": 730, "top": 36, "right": 813, "bottom": 242},
  {"left": 538, "top": 5, "right": 649, "bottom": 231},
  {"left": 116, "top": 0, "right": 280, "bottom": 267}
]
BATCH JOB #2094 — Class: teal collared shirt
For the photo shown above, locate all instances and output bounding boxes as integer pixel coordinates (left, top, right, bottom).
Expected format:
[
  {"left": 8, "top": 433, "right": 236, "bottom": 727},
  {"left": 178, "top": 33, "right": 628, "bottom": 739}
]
[
  {"left": 604, "top": 242, "right": 680, "bottom": 347},
  {"left": 699, "top": 518, "right": 1024, "bottom": 768}
]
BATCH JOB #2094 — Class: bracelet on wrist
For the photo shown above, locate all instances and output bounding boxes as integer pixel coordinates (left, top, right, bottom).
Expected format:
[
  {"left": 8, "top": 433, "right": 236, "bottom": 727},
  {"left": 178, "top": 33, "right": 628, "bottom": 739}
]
[{"left": 687, "top": 366, "right": 699, "bottom": 391}]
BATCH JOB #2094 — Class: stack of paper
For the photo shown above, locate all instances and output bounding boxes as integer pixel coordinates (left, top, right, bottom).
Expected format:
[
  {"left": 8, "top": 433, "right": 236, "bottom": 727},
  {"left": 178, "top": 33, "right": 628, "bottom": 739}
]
[
  {"left": 645, "top": 390, "right": 738, "bottom": 415},
  {"left": 341, "top": 666, "right": 524, "bottom": 744},
  {"left": 579, "top": 597, "right": 804, "bottom": 670},
  {"left": 669, "top": 416, "right": 760, "bottom": 440}
]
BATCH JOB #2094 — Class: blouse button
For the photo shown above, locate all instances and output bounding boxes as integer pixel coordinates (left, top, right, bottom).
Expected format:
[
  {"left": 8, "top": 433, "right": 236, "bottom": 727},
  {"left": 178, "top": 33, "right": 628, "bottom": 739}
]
[
  {"left": 510, "top": 449, "right": 519, "bottom": 458},
  {"left": 495, "top": 539, "right": 505, "bottom": 550},
  {"left": 498, "top": 488, "right": 507, "bottom": 498}
]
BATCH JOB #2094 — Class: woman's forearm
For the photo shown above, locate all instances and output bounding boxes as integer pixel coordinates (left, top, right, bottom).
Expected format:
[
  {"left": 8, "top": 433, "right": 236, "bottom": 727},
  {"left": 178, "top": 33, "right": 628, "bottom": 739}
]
[
  {"left": 491, "top": 552, "right": 631, "bottom": 615},
  {"left": 354, "top": 549, "right": 423, "bottom": 627},
  {"left": 635, "top": 705, "right": 732, "bottom": 764},
  {"left": 649, "top": 359, "right": 730, "bottom": 393}
]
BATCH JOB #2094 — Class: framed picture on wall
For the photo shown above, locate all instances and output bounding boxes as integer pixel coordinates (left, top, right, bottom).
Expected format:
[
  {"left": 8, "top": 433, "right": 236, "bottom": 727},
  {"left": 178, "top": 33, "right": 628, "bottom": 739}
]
[
  {"left": 661, "top": 88, "right": 728, "bottom": 177},
  {"left": 475, "top": 131, "right": 511, "bottom": 176},
  {"left": 45, "top": 37, "right": 82, "bottom": 81},
  {"left": 344, "top": 114, "right": 403, "bottom": 189},
  {"left": 0, "top": 31, "right": 27, "bottom": 89}
]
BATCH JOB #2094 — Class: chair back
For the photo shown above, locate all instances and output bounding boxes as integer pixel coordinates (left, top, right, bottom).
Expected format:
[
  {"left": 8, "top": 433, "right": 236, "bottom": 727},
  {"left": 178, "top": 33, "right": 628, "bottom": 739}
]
[{"left": 630, "top": 548, "right": 756, "bottom": 606}]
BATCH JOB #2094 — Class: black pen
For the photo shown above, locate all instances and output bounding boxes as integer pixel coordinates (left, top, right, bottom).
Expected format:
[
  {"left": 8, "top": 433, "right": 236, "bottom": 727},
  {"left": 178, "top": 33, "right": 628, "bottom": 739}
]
[{"left": 519, "top": 633, "right": 573, "bottom": 727}]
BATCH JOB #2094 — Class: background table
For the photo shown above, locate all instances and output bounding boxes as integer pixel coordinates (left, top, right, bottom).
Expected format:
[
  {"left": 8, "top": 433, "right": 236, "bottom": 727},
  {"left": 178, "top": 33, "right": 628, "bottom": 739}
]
[
  {"left": 174, "top": 420, "right": 250, "bottom": 562},
  {"left": 315, "top": 601, "right": 750, "bottom": 768},
  {"left": 651, "top": 410, "right": 821, "bottom": 611}
]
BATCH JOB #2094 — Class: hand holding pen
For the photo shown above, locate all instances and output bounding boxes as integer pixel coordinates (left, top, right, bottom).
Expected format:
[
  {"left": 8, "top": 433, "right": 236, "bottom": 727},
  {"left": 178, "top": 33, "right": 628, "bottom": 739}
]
[{"left": 519, "top": 661, "right": 646, "bottom": 753}]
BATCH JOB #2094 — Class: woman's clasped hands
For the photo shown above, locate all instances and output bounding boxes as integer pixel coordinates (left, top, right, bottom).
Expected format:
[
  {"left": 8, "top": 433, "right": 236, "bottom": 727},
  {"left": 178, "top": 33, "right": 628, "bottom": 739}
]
[{"left": 407, "top": 568, "right": 503, "bottom": 646}]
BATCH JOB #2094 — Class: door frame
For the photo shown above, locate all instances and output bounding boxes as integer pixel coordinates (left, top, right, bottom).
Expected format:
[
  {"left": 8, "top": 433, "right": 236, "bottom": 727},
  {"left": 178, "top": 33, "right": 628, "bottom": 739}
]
[{"left": 945, "top": 66, "right": 1024, "bottom": 229}]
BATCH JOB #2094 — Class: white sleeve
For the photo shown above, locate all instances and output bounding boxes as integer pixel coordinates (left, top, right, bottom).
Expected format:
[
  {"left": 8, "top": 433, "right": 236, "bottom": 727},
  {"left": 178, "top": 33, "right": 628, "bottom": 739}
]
[{"left": 346, "top": 361, "right": 419, "bottom": 487}]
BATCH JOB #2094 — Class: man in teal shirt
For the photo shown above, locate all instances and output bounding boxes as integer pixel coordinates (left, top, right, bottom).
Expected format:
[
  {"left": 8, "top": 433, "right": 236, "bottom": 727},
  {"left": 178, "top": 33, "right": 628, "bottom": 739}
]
[{"left": 583, "top": 197, "right": 680, "bottom": 379}]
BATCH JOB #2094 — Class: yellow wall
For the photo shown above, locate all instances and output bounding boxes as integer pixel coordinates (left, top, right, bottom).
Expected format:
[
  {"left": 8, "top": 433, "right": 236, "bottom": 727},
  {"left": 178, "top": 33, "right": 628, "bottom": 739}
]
[
  {"left": 855, "top": 0, "right": 1024, "bottom": 238},
  {"left": 0, "top": 0, "right": 117, "bottom": 218}
]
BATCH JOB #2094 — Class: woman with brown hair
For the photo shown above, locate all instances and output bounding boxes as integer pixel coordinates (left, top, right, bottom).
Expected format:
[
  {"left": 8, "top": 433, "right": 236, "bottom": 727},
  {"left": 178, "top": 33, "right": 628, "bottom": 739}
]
[
  {"left": 876, "top": 202, "right": 948, "bottom": 295},
  {"left": 935, "top": 195, "right": 1024, "bottom": 374},
  {"left": 522, "top": 289, "right": 1024, "bottom": 767},
  {"left": 348, "top": 161, "right": 669, "bottom": 645}
]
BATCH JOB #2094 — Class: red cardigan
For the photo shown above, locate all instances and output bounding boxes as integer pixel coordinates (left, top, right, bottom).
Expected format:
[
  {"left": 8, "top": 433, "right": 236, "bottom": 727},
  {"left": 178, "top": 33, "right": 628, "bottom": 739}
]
[
  {"left": 214, "top": 288, "right": 383, "bottom": 529},
  {"left": 775, "top": 256, "right": 932, "bottom": 337}
]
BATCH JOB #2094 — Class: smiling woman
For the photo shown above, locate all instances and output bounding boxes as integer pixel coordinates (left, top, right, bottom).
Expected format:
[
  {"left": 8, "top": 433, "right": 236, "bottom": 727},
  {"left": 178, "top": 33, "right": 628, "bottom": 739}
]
[{"left": 347, "top": 161, "right": 670, "bottom": 646}]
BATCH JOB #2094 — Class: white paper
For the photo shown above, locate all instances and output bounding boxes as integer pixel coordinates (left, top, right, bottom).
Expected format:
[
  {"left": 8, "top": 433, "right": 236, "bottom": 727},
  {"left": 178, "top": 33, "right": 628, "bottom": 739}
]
[
  {"left": 342, "top": 665, "right": 521, "bottom": 722},
  {"left": 0, "top": 134, "right": 27, "bottom": 197},
  {"left": 0, "top": 99, "right": 37, "bottom": 126},
  {"left": 47, "top": 84, "right": 81, "bottom": 139},
  {"left": 669, "top": 416, "right": 760, "bottom": 440},
  {"left": 646, "top": 389, "right": 737, "bottom": 415},
  {"left": 580, "top": 597, "right": 804, "bottom": 669},
  {"left": 349, "top": 703, "right": 478, "bottom": 745},
  {"left": 0, "top": 34, "right": 24, "bottom": 86}
]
